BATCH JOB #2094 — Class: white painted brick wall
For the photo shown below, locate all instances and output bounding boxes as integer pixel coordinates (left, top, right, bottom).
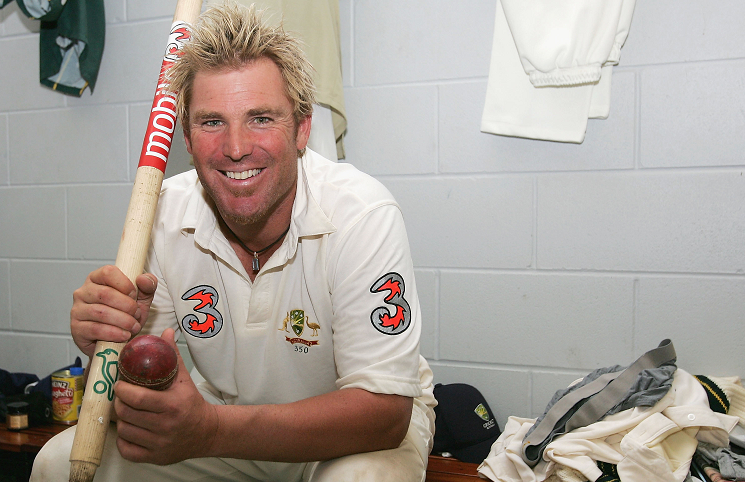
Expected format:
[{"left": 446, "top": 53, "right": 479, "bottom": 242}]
[
  {"left": 537, "top": 172, "right": 745, "bottom": 273},
  {"left": 640, "top": 61, "right": 745, "bottom": 167},
  {"left": 345, "top": 85, "right": 438, "bottom": 174},
  {"left": 10, "top": 260, "right": 101, "bottom": 333},
  {"left": 70, "top": 20, "right": 174, "bottom": 106},
  {"left": 622, "top": 0, "right": 745, "bottom": 65},
  {"left": 67, "top": 185, "right": 132, "bottom": 260},
  {"left": 438, "top": 273, "right": 634, "bottom": 368},
  {"left": 383, "top": 177, "right": 534, "bottom": 268},
  {"left": 353, "top": 0, "right": 494, "bottom": 85},
  {"left": 0, "top": 36, "right": 64, "bottom": 111},
  {"left": 636, "top": 277, "right": 745, "bottom": 373},
  {"left": 0, "top": 260, "right": 9, "bottom": 330},
  {"left": 10, "top": 106, "right": 129, "bottom": 184},
  {"left": 0, "top": 114, "right": 7, "bottom": 184},
  {"left": 103, "top": 0, "right": 126, "bottom": 24},
  {"left": 0, "top": 0, "right": 743, "bottom": 428},
  {"left": 0, "top": 187, "right": 66, "bottom": 258}
]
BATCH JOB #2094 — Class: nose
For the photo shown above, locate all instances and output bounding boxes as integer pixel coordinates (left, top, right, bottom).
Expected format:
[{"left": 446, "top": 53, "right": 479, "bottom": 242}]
[{"left": 222, "top": 124, "right": 253, "bottom": 161}]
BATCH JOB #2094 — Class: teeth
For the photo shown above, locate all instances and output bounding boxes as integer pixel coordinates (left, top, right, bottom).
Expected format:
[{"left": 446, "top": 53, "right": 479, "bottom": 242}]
[{"left": 225, "top": 169, "right": 262, "bottom": 180}]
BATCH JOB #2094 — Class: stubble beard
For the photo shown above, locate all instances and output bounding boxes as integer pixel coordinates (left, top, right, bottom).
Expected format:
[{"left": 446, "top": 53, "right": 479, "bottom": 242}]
[{"left": 200, "top": 164, "right": 298, "bottom": 232}]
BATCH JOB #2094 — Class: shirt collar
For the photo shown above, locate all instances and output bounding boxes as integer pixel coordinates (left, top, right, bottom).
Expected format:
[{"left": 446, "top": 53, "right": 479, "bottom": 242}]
[{"left": 179, "top": 151, "right": 337, "bottom": 267}]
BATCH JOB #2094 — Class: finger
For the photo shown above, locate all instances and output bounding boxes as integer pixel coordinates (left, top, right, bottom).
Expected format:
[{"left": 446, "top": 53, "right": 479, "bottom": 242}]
[
  {"left": 114, "top": 396, "right": 178, "bottom": 453},
  {"left": 73, "top": 281, "right": 140, "bottom": 320},
  {"left": 89, "top": 265, "right": 137, "bottom": 298},
  {"left": 71, "top": 298, "right": 141, "bottom": 340},
  {"left": 115, "top": 422, "right": 155, "bottom": 462},
  {"left": 116, "top": 432, "right": 172, "bottom": 466},
  {"left": 115, "top": 378, "right": 181, "bottom": 417},
  {"left": 115, "top": 381, "right": 162, "bottom": 414},
  {"left": 74, "top": 320, "right": 132, "bottom": 346},
  {"left": 114, "top": 392, "right": 159, "bottom": 432}
]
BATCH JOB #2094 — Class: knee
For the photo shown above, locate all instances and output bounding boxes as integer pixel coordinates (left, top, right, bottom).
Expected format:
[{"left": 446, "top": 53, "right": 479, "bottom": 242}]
[
  {"left": 308, "top": 439, "right": 425, "bottom": 482},
  {"left": 30, "top": 426, "right": 76, "bottom": 482}
]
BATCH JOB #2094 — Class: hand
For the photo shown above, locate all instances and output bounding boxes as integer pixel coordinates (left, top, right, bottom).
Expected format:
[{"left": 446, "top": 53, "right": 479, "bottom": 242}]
[
  {"left": 70, "top": 265, "right": 157, "bottom": 359},
  {"left": 113, "top": 328, "right": 219, "bottom": 465}
]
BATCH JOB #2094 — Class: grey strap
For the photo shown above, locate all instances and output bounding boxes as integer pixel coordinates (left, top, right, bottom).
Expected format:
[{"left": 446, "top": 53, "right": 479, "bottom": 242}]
[
  {"left": 564, "top": 339, "right": 676, "bottom": 432},
  {"left": 521, "top": 339, "right": 676, "bottom": 466}
]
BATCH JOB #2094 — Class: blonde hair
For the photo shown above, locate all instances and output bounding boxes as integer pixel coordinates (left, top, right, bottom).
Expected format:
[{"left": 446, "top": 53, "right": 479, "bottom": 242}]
[{"left": 168, "top": 1, "right": 316, "bottom": 133}]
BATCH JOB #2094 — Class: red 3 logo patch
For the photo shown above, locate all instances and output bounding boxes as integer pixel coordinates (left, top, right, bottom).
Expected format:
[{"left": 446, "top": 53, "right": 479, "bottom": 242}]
[
  {"left": 370, "top": 272, "right": 411, "bottom": 335},
  {"left": 181, "top": 285, "right": 224, "bottom": 338}
]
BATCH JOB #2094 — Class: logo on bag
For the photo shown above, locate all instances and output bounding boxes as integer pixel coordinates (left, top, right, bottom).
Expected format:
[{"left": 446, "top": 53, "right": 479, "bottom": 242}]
[
  {"left": 370, "top": 272, "right": 411, "bottom": 335},
  {"left": 181, "top": 285, "right": 223, "bottom": 338}
]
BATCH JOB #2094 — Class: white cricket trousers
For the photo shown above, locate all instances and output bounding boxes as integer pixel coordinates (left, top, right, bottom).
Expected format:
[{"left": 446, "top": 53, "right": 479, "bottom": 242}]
[{"left": 30, "top": 399, "right": 433, "bottom": 482}]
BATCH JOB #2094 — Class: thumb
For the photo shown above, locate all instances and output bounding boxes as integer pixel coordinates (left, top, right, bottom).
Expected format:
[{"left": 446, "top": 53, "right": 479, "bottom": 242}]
[
  {"left": 160, "top": 328, "right": 189, "bottom": 382},
  {"left": 133, "top": 274, "right": 157, "bottom": 328},
  {"left": 135, "top": 273, "right": 158, "bottom": 299},
  {"left": 161, "top": 327, "right": 177, "bottom": 350}
]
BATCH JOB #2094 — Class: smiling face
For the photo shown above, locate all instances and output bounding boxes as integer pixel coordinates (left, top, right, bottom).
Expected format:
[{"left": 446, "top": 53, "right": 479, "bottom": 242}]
[{"left": 184, "top": 58, "right": 311, "bottom": 232}]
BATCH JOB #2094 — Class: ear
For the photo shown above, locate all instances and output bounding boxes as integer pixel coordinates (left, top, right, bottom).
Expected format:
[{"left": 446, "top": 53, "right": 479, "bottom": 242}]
[{"left": 295, "top": 114, "right": 312, "bottom": 152}]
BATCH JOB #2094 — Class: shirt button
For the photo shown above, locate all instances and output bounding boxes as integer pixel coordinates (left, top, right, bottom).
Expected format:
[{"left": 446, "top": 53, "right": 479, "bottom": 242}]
[{"left": 688, "top": 414, "right": 696, "bottom": 421}]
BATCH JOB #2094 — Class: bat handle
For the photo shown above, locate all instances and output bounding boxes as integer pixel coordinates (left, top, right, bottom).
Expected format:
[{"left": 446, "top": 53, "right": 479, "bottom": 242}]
[
  {"left": 69, "top": 340, "right": 126, "bottom": 482},
  {"left": 69, "top": 167, "right": 166, "bottom": 480}
]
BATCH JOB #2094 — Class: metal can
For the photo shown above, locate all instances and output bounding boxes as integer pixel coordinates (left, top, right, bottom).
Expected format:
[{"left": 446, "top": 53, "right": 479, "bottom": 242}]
[{"left": 51, "top": 367, "right": 84, "bottom": 424}]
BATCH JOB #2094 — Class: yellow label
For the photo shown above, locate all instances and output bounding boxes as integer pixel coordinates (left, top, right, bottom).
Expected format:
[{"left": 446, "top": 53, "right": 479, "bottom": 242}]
[{"left": 52, "top": 371, "right": 84, "bottom": 424}]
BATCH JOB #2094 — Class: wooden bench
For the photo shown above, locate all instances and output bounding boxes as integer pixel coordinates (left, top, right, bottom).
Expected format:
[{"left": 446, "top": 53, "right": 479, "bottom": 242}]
[
  {"left": 0, "top": 424, "right": 480, "bottom": 482},
  {"left": 425, "top": 454, "right": 481, "bottom": 481},
  {"left": 0, "top": 422, "right": 70, "bottom": 481}
]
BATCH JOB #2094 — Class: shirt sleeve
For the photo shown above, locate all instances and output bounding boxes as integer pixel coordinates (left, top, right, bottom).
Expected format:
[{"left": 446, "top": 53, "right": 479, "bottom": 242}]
[
  {"left": 327, "top": 203, "right": 423, "bottom": 398},
  {"left": 140, "top": 240, "right": 179, "bottom": 339}
]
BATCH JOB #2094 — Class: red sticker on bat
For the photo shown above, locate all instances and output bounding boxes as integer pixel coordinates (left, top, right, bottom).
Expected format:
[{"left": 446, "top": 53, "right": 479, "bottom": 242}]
[{"left": 137, "top": 21, "right": 192, "bottom": 172}]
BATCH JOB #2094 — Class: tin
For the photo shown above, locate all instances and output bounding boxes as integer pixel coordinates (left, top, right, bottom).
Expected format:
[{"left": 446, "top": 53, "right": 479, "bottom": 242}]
[{"left": 51, "top": 367, "right": 84, "bottom": 424}]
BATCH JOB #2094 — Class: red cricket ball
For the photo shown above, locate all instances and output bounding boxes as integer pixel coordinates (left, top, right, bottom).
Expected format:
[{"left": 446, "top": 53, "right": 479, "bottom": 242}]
[{"left": 118, "top": 335, "right": 178, "bottom": 390}]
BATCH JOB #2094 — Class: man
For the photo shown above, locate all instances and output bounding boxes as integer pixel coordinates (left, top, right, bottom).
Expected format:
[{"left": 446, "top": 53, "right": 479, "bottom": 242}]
[{"left": 31, "top": 2, "right": 435, "bottom": 481}]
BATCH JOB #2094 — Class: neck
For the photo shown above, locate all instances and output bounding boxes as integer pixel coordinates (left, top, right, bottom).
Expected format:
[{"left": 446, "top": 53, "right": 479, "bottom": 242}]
[{"left": 220, "top": 217, "right": 291, "bottom": 274}]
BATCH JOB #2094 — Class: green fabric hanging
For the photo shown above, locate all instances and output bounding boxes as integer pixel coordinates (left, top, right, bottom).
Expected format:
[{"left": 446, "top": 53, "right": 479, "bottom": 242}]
[{"left": 3, "top": 0, "right": 105, "bottom": 96}]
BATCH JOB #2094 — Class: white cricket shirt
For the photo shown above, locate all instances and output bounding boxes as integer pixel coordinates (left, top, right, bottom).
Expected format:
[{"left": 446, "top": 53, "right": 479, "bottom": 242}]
[{"left": 143, "top": 150, "right": 426, "bottom": 407}]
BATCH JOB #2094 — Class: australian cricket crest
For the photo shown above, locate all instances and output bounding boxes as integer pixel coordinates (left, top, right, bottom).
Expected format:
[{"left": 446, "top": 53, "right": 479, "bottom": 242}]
[
  {"left": 290, "top": 309, "right": 305, "bottom": 336},
  {"left": 475, "top": 403, "right": 496, "bottom": 429},
  {"left": 280, "top": 309, "right": 320, "bottom": 350},
  {"left": 474, "top": 403, "right": 490, "bottom": 421}
]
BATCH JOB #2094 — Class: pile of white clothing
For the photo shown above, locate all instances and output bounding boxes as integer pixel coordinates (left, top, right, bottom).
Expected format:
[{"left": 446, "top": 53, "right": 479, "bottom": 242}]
[{"left": 478, "top": 369, "right": 740, "bottom": 482}]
